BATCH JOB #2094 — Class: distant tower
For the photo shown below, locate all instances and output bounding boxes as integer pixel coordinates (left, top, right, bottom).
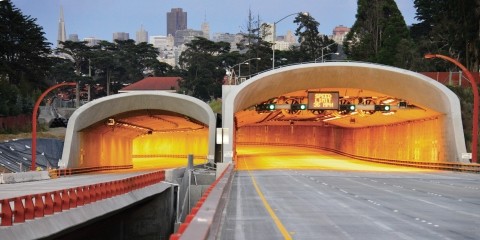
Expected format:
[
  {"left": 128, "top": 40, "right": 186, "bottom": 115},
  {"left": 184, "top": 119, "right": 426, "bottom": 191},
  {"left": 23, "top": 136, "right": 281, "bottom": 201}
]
[
  {"left": 167, "top": 8, "right": 187, "bottom": 37},
  {"left": 201, "top": 12, "right": 210, "bottom": 40},
  {"left": 57, "top": 6, "right": 67, "bottom": 48},
  {"left": 136, "top": 25, "right": 148, "bottom": 44}
]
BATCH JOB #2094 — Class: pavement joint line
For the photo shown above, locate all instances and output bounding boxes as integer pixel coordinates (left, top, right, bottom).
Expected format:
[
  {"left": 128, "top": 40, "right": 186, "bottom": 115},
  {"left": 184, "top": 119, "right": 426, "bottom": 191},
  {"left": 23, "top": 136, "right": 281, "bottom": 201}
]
[{"left": 241, "top": 157, "right": 293, "bottom": 240}]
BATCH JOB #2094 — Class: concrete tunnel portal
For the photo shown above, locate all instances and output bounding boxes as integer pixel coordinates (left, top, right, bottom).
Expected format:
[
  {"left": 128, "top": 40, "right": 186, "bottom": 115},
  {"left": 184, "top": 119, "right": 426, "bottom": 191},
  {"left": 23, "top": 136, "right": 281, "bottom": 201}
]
[
  {"left": 60, "top": 91, "right": 216, "bottom": 169},
  {"left": 223, "top": 62, "right": 467, "bottom": 165},
  {"left": 59, "top": 62, "right": 468, "bottom": 170}
]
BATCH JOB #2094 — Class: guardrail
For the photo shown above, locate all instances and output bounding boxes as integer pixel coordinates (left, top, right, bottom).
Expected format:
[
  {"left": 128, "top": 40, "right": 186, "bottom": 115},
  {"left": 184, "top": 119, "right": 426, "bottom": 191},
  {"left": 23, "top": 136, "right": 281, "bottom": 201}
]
[
  {"left": 49, "top": 165, "right": 133, "bottom": 177},
  {"left": 238, "top": 142, "right": 480, "bottom": 173},
  {"left": 169, "top": 163, "right": 234, "bottom": 240},
  {"left": 0, "top": 170, "right": 165, "bottom": 226}
]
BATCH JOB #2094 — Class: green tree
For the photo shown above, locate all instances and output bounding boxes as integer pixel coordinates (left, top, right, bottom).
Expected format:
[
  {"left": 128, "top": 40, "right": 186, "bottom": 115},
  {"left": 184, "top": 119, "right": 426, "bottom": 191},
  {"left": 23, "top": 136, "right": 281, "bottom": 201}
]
[
  {"left": 178, "top": 37, "right": 230, "bottom": 101},
  {"left": 0, "top": 0, "right": 51, "bottom": 117},
  {"left": 294, "top": 13, "right": 336, "bottom": 62},
  {"left": 345, "top": 0, "right": 412, "bottom": 67},
  {"left": 0, "top": 0, "right": 51, "bottom": 87},
  {"left": 55, "top": 41, "right": 91, "bottom": 78},
  {"left": 411, "top": 0, "right": 480, "bottom": 72}
]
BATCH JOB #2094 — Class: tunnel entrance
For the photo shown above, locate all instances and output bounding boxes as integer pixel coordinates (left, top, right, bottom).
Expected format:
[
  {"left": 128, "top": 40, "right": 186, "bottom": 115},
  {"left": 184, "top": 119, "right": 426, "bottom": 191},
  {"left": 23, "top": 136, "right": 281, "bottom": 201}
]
[
  {"left": 61, "top": 92, "right": 216, "bottom": 169},
  {"left": 79, "top": 109, "right": 209, "bottom": 170},
  {"left": 234, "top": 87, "right": 445, "bottom": 168},
  {"left": 223, "top": 62, "right": 467, "bottom": 165}
]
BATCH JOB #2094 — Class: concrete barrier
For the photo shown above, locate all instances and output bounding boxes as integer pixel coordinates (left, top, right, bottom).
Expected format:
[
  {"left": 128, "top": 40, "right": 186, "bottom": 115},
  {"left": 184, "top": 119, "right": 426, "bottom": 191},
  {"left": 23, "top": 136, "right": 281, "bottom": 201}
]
[{"left": 0, "top": 171, "right": 50, "bottom": 184}]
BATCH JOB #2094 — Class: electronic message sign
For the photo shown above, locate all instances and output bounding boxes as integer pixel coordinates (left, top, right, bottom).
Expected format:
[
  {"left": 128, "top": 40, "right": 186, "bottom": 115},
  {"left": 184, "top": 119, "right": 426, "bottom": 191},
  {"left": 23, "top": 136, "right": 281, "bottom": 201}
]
[{"left": 307, "top": 92, "right": 339, "bottom": 110}]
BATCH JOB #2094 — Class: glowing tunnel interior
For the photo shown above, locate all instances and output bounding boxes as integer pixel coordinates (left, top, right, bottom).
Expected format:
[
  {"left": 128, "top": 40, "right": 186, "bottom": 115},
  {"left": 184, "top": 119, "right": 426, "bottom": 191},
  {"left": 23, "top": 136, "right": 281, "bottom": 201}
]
[
  {"left": 61, "top": 92, "right": 216, "bottom": 169},
  {"left": 223, "top": 62, "right": 467, "bottom": 166}
]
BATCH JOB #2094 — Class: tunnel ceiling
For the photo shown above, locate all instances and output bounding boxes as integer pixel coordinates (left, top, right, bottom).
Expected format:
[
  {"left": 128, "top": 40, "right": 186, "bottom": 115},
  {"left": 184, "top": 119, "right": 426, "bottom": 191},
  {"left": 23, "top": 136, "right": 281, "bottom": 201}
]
[
  {"left": 80, "top": 109, "right": 208, "bottom": 138},
  {"left": 235, "top": 88, "right": 441, "bottom": 128}
]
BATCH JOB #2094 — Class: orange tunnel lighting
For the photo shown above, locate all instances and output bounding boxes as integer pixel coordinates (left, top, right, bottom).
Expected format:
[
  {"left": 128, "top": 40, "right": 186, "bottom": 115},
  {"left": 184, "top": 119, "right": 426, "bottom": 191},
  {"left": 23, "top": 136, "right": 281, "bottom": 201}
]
[
  {"left": 236, "top": 145, "right": 435, "bottom": 172},
  {"left": 236, "top": 116, "right": 446, "bottom": 164},
  {"left": 132, "top": 130, "right": 209, "bottom": 169}
]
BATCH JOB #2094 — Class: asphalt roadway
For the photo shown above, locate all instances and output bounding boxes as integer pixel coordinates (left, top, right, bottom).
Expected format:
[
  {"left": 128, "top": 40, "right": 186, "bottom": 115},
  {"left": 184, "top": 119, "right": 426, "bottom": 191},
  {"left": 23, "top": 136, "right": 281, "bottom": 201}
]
[{"left": 218, "top": 146, "right": 480, "bottom": 240}]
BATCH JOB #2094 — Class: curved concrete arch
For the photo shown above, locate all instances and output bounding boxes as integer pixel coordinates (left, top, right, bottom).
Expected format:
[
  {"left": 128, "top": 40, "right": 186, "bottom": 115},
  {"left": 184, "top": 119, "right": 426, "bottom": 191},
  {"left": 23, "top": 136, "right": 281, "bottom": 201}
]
[
  {"left": 223, "top": 62, "right": 467, "bottom": 162},
  {"left": 60, "top": 91, "right": 216, "bottom": 168}
]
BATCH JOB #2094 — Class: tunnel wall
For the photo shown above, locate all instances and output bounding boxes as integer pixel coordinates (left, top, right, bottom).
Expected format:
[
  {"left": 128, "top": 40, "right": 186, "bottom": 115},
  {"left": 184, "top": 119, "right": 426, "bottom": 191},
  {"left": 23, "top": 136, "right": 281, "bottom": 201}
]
[
  {"left": 79, "top": 131, "right": 132, "bottom": 168},
  {"left": 237, "top": 117, "right": 447, "bottom": 162},
  {"left": 132, "top": 130, "right": 209, "bottom": 157}
]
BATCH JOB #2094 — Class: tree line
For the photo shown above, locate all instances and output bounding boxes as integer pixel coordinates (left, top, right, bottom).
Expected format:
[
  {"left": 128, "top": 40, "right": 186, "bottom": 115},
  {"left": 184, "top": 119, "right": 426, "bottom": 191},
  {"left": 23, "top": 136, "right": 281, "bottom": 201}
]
[{"left": 1, "top": 0, "right": 479, "bottom": 111}]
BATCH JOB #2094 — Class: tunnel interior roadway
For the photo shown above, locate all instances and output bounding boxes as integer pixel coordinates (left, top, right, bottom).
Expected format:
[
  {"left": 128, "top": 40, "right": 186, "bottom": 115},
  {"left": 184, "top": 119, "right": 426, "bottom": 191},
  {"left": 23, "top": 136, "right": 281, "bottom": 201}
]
[{"left": 224, "top": 62, "right": 467, "bottom": 169}]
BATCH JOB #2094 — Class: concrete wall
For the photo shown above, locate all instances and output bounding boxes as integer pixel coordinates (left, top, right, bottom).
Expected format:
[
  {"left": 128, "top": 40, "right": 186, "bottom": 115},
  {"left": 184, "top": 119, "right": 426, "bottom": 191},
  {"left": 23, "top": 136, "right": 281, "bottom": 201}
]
[
  {"left": 237, "top": 116, "right": 449, "bottom": 162},
  {"left": 0, "top": 183, "right": 174, "bottom": 240},
  {"left": 53, "top": 187, "right": 175, "bottom": 240},
  {"left": 79, "top": 131, "right": 132, "bottom": 167}
]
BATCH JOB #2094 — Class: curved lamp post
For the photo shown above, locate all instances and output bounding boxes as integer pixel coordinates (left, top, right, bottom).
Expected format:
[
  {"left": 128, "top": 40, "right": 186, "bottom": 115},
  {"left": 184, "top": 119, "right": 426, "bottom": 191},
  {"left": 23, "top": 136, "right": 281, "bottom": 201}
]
[
  {"left": 272, "top": 12, "right": 308, "bottom": 69},
  {"left": 425, "top": 53, "right": 478, "bottom": 163},
  {"left": 31, "top": 82, "right": 77, "bottom": 171}
]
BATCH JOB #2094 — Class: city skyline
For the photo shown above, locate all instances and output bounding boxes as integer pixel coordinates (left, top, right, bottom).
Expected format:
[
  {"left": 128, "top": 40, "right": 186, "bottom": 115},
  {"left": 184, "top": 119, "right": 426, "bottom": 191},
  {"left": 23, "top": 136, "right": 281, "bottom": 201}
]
[{"left": 12, "top": 0, "right": 418, "bottom": 46}]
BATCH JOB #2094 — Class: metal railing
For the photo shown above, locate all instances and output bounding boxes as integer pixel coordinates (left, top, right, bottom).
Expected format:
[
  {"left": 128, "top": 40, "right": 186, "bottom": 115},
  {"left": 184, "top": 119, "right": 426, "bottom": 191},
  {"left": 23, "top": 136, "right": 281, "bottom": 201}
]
[
  {"left": 0, "top": 170, "right": 165, "bottom": 226},
  {"left": 169, "top": 164, "right": 234, "bottom": 240},
  {"left": 49, "top": 165, "right": 133, "bottom": 177}
]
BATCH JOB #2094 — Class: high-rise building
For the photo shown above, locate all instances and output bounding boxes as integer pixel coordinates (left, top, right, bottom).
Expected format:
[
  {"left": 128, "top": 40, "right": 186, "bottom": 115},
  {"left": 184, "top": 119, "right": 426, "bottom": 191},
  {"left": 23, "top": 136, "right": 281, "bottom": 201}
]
[
  {"left": 68, "top": 34, "right": 79, "bottom": 42},
  {"left": 201, "top": 21, "right": 210, "bottom": 40},
  {"left": 57, "top": 6, "right": 67, "bottom": 48},
  {"left": 331, "top": 25, "right": 351, "bottom": 44},
  {"left": 83, "top": 37, "right": 101, "bottom": 47},
  {"left": 113, "top": 32, "right": 129, "bottom": 41},
  {"left": 174, "top": 29, "right": 203, "bottom": 46},
  {"left": 136, "top": 25, "right": 148, "bottom": 44},
  {"left": 167, "top": 8, "right": 187, "bottom": 37},
  {"left": 149, "top": 35, "right": 174, "bottom": 50},
  {"left": 201, "top": 13, "right": 210, "bottom": 40}
]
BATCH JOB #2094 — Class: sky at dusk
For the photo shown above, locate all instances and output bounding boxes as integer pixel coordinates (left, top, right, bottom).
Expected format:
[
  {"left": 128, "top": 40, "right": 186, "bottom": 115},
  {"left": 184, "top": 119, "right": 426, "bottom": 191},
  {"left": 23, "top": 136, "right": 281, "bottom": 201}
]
[{"left": 11, "top": 0, "right": 418, "bottom": 47}]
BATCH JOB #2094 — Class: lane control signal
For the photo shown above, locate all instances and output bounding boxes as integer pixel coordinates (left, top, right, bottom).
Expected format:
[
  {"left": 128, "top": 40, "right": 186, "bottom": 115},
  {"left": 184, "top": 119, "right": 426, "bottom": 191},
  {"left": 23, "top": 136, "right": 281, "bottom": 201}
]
[
  {"left": 374, "top": 105, "right": 391, "bottom": 112},
  {"left": 339, "top": 104, "right": 356, "bottom": 112},
  {"left": 256, "top": 103, "right": 276, "bottom": 111},
  {"left": 291, "top": 104, "right": 307, "bottom": 110}
]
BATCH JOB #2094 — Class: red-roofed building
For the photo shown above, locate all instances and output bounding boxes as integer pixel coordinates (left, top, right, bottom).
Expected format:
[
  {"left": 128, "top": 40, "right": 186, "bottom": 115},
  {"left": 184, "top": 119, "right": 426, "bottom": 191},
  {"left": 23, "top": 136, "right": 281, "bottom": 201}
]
[{"left": 119, "top": 77, "right": 181, "bottom": 93}]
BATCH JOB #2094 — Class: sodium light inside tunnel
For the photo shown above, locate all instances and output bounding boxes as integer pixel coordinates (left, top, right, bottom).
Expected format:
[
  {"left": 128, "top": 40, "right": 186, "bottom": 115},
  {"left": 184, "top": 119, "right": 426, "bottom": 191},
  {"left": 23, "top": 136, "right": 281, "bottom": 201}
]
[
  {"left": 236, "top": 146, "right": 435, "bottom": 172},
  {"left": 132, "top": 129, "right": 209, "bottom": 169}
]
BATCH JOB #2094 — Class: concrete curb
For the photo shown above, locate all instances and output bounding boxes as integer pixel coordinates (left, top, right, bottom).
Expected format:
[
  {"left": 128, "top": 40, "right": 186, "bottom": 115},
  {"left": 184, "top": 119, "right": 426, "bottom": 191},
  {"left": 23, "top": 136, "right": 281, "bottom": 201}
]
[{"left": 0, "top": 171, "right": 50, "bottom": 184}]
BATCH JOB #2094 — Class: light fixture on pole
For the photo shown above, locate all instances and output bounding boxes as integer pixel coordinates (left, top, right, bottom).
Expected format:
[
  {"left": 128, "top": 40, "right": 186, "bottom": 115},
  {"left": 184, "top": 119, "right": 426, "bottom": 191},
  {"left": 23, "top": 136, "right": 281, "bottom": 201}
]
[
  {"left": 319, "top": 42, "right": 337, "bottom": 63},
  {"left": 238, "top": 62, "right": 248, "bottom": 83},
  {"left": 231, "top": 57, "right": 261, "bottom": 84},
  {"left": 425, "top": 53, "right": 478, "bottom": 163},
  {"left": 272, "top": 12, "right": 308, "bottom": 70},
  {"left": 315, "top": 52, "right": 339, "bottom": 63}
]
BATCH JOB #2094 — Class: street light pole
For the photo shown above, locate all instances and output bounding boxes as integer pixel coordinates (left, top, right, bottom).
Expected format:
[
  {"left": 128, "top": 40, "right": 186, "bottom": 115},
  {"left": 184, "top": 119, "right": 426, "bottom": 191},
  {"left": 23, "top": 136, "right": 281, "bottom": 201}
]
[
  {"left": 320, "top": 42, "right": 337, "bottom": 63},
  {"left": 232, "top": 58, "right": 261, "bottom": 84},
  {"left": 425, "top": 53, "right": 479, "bottom": 163},
  {"left": 238, "top": 62, "right": 248, "bottom": 83},
  {"left": 272, "top": 12, "right": 308, "bottom": 69}
]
